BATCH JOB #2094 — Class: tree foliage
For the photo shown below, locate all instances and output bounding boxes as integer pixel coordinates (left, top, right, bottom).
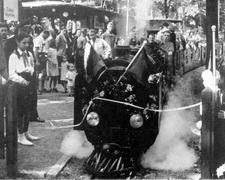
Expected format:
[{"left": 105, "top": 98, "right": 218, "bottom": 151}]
[
  {"left": 152, "top": 0, "right": 206, "bottom": 30},
  {"left": 23, "top": 0, "right": 209, "bottom": 30}
]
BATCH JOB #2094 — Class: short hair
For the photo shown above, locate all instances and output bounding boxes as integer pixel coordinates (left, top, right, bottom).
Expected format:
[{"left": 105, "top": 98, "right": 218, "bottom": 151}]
[
  {"left": 16, "top": 32, "right": 30, "bottom": 42},
  {"left": 81, "top": 28, "right": 87, "bottom": 35},
  {"left": 107, "top": 22, "right": 113, "bottom": 27},
  {"left": 50, "top": 29, "right": 57, "bottom": 39},
  {"left": 163, "top": 22, "right": 169, "bottom": 27},
  {"left": 0, "top": 23, "right": 9, "bottom": 31},
  {"left": 148, "top": 33, "right": 155, "bottom": 38},
  {"left": 61, "top": 26, "right": 66, "bottom": 30},
  {"left": 67, "top": 63, "right": 75, "bottom": 69},
  {"left": 42, "top": 30, "right": 50, "bottom": 36},
  {"left": 88, "top": 29, "right": 96, "bottom": 35}
]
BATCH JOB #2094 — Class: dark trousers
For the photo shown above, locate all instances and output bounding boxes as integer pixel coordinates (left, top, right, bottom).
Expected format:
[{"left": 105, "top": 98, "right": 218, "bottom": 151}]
[
  {"left": 57, "top": 56, "right": 63, "bottom": 83},
  {"left": 17, "top": 72, "right": 35, "bottom": 134},
  {"left": 30, "top": 68, "right": 39, "bottom": 121}
]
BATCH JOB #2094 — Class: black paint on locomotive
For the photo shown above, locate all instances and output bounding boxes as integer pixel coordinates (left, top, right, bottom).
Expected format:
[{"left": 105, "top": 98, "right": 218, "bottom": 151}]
[{"left": 74, "top": 45, "right": 166, "bottom": 178}]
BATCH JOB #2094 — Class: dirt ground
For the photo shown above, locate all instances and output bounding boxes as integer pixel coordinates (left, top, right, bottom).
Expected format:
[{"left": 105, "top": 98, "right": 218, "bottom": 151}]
[{"left": 0, "top": 86, "right": 74, "bottom": 179}]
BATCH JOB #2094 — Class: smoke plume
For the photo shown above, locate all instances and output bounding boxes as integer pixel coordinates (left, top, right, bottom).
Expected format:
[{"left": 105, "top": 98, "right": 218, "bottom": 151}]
[
  {"left": 60, "top": 130, "right": 94, "bottom": 158},
  {"left": 133, "top": 0, "right": 153, "bottom": 36},
  {"left": 141, "top": 73, "right": 202, "bottom": 171}
]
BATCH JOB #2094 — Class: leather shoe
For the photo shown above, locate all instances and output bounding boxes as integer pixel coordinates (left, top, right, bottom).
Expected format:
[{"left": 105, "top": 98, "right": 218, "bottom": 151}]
[
  {"left": 35, "top": 117, "right": 45, "bottom": 123},
  {"left": 25, "top": 132, "right": 40, "bottom": 141}
]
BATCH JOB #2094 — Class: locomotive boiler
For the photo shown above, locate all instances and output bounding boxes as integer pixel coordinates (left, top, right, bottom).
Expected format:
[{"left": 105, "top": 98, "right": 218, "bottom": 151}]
[{"left": 73, "top": 43, "right": 167, "bottom": 178}]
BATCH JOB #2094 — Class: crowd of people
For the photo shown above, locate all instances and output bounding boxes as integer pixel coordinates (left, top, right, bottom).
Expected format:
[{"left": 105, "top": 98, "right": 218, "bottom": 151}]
[
  {"left": 0, "top": 19, "right": 207, "bottom": 146},
  {"left": 0, "top": 20, "right": 120, "bottom": 146},
  {"left": 127, "top": 22, "right": 207, "bottom": 86}
]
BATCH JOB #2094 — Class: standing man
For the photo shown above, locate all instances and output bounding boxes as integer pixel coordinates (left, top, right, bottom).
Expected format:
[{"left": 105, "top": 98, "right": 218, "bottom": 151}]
[
  {"left": 97, "top": 28, "right": 104, "bottom": 38},
  {"left": 101, "top": 22, "right": 116, "bottom": 56},
  {"left": 75, "top": 29, "right": 87, "bottom": 74},
  {"left": 86, "top": 29, "right": 111, "bottom": 60},
  {"left": 156, "top": 22, "right": 169, "bottom": 42},
  {"left": 33, "top": 30, "right": 50, "bottom": 94},
  {"left": 56, "top": 26, "right": 68, "bottom": 83},
  {"left": 159, "top": 29, "right": 174, "bottom": 87},
  {"left": 0, "top": 23, "right": 9, "bottom": 47}
]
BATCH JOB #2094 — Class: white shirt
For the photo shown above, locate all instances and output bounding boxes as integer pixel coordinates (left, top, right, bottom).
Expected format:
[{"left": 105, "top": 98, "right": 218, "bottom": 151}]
[
  {"left": 33, "top": 34, "right": 47, "bottom": 53},
  {"left": 89, "top": 38, "right": 111, "bottom": 59},
  {"left": 8, "top": 49, "right": 34, "bottom": 84},
  {"left": 66, "top": 70, "right": 77, "bottom": 86},
  {"left": 1, "top": 77, "right": 6, "bottom": 85}
]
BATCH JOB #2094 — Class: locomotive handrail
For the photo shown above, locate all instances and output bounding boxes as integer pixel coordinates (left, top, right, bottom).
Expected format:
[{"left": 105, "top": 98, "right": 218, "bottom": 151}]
[
  {"left": 93, "top": 97, "right": 202, "bottom": 112},
  {"left": 93, "top": 97, "right": 145, "bottom": 110},
  {"left": 47, "top": 101, "right": 94, "bottom": 129},
  {"left": 46, "top": 97, "right": 201, "bottom": 130}
]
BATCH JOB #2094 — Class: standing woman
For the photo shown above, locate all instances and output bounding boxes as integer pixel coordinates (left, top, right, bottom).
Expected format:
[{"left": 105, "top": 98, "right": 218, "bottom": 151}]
[
  {"left": 47, "top": 39, "right": 59, "bottom": 92},
  {"left": 8, "top": 32, "right": 40, "bottom": 146}
]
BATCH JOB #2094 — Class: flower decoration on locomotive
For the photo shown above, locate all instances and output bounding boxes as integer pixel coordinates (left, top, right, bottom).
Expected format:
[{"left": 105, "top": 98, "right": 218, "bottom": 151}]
[{"left": 90, "top": 73, "right": 160, "bottom": 118}]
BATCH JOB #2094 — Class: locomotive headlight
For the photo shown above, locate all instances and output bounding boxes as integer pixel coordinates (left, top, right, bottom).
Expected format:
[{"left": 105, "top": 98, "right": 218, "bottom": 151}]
[
  {"left": 130, "top": 114, "right": 143, "bottom": 128},
  {"left": 86, "top": 112, "right": 99, "bottom": 126}
]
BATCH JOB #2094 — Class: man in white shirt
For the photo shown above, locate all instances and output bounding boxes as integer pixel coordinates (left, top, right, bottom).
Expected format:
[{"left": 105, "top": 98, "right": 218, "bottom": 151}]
[
  {"left": 86, "top": 29, "right": 111, "bottom": 60},
  {"left": 56, "top": 26, "right": 68, "bottom": 84},
  {"left": 101, "top": 22, "right": 117, "bottom": 51},
  {"left": 33, "top": 30, "right": 50, "bottom": 94}
]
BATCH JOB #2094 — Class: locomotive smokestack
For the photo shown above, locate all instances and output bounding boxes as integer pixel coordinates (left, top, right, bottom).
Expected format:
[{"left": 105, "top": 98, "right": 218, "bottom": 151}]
[{"left": 141, "top": 75, "right": 199, "bottom": 171}]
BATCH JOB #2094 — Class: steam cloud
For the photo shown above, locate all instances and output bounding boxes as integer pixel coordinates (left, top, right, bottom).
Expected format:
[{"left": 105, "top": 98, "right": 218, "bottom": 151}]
[
  {"left": 134, "top": 0, "right": 153, "bottom": 36},
  {"left": 60, "top": 130, "right": 94, "bottom": 159},
  {"left": 141, "top": 74, "right": 201, "bottom": 171}
]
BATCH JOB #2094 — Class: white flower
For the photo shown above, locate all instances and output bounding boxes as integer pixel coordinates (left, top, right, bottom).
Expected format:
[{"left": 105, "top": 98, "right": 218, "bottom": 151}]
[
  {"left": 126, "top": 84, "right": 133, "bottom": 91},
  {"left": 99, "top": 91, "right": 105, "bottom": 97}
]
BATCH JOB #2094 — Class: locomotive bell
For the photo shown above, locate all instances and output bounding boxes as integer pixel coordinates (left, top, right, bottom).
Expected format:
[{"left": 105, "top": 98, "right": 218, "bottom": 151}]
[{"left": 130, "top": 114, "right": 143, "bottom": 128}]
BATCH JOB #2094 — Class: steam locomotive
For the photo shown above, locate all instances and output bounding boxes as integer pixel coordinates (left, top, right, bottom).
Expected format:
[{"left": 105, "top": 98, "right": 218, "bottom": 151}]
[{"left": 73, "top": 44, "right": 167, "bottom": 178}]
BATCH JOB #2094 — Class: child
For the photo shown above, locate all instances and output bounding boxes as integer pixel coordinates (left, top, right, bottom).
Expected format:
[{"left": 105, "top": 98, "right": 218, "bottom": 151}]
[
  {"left": 66, "top": 63, "right": 77, "bottom": 96},
  {"left": 60, "top": 55, "right": 68, "bottom": 93},
  {"left": 8, "top": 32, "right": 40, "bottom": 146},
  {"left": 47, "top": 39, "right": 59, "bottom": 92}
]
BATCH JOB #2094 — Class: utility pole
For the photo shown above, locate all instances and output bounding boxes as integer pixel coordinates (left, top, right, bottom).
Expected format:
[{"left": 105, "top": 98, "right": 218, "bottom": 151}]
[
  {"left": 0, "top": 0, "right": 3, "bottom": 22},
  {"left": 206, "top": 0, "right": 218, "bottom": 69},
  {"left": 126, "top": 0, "right": 129, "bottom": 36}
]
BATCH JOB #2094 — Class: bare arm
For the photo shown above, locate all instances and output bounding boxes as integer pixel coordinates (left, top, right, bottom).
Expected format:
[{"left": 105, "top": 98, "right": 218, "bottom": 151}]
[{"left": 34, "top": 47, "right": 40, "bottom": 66}]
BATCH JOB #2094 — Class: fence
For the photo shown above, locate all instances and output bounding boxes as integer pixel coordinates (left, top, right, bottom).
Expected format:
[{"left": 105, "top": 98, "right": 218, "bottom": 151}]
[
  {"left": 176, "top": 41, "right": 225, "bottom": 75},
  {"left": 175, "top": 45, "right": 207, "bottom": 74}
]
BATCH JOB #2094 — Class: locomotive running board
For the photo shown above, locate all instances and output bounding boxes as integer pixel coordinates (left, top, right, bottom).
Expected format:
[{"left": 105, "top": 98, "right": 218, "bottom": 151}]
[{"left": 85, "top": 143, "right": 136, "bottom": 178}]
